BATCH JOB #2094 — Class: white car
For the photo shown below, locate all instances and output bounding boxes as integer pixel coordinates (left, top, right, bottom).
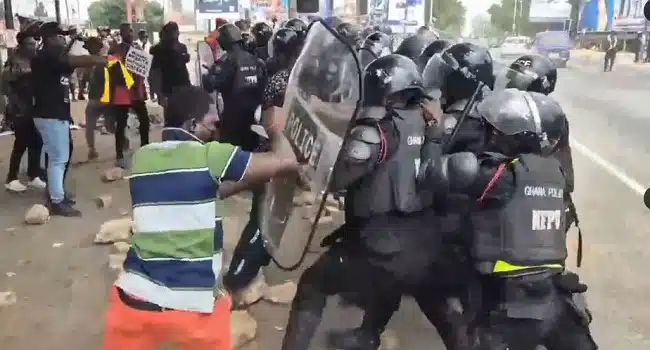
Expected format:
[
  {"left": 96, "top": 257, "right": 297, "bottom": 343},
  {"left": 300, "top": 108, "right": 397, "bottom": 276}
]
[{"left": 499, "top": 36, "right": 531, "bottom": 60}]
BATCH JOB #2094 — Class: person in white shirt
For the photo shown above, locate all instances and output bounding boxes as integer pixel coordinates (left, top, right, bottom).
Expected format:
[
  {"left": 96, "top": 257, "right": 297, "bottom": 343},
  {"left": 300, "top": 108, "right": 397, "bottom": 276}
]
[{"left": 136, "top": 29, "right": 149, "bottom": 50}]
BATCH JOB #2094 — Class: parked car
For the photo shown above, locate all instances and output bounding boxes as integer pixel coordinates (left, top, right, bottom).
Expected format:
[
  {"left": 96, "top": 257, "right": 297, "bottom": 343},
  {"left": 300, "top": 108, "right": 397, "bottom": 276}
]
[
  {"left": 532, "top": 31, "right": 572, "bottom": 68},
  {"left": 499, "top": 36, "right": 532, "bottom": 60}
]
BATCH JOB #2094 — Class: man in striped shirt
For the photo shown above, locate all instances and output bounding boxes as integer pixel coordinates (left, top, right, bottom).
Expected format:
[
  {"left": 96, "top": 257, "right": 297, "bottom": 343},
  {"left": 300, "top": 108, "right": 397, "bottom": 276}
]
[{"left": 103, "top": 86, "right": 298, "bottom": 350}]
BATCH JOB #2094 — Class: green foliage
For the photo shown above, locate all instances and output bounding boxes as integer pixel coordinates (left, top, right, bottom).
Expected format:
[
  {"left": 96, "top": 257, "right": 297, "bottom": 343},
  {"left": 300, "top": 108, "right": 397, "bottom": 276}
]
[
  {"left": 88, "top": 0, "right": 164, "bottom": 32},
  {"left": 488, "top": 0, "right": 532, "bottom": 36},
  {"left": 431, "top": 0, "right": 466, "bottom": 34}
]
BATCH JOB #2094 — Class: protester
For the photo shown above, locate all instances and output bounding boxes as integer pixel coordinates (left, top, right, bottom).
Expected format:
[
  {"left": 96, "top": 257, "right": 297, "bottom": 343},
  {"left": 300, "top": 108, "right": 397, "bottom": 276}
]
[
  {"left": 149, "top": 22, "right": 191, "bottom": 126},
  {"left": 84, "top": 37, "right": 111, "bottom": 160},
  {"left": 31, "top": 21, "right": 106, "bottom": 216},
  {"left": 110, "top": 23, "right": 151, "bottom": 168},
  {"left": 103, "top": 85, "right": 298, "bottom": 350},
  {"left": 3, "top": 33, "right": 46, "bottom": 192}
]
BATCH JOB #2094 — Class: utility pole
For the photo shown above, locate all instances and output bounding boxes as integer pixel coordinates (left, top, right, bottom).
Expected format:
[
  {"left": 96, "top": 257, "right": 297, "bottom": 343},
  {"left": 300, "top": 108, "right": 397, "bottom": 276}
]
[
  {"left": 3, "top": 0, "right": 14, "bottom": 62},
  {"left": 512, "top": 0, "right": 517, "bottom": 35},
  {"left": 55, "top": 0, "right": 62, "bottom": 23}
]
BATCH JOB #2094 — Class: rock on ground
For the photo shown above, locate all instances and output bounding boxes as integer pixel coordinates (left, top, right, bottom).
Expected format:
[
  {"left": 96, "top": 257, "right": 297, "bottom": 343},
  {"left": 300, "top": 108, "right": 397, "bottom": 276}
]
[
  {"left": 232, "top": 273, "right": 267, "bottom": 307},
  {"left": 262, "top": 281, "right": 297, "bottom": 305},
  {"left": 112, "top": 242, "right": 131, "bottom": 254},
  {"left": 95, "top": 194, "right": 113, "bottom": 209},
  {"left": 231, "top": 310, "right": 258, "bottom": 349},
  {"left": 379, "top": 329, "right": 399, "bottom": 350},
  {"left": 94, "top": 217, "right": 133, "bottom": 243},
  {"left": 0, "top": 291, "right": 17, "bottom": 308},
  {"left": 24, "top": 204, "right": 50, "bottom": 225},
  {"left": 107, "top": 253, "right": 126, "bottom": 272},
  {"left": 101, "top": 167, "right": 125, "bottom": 182}
]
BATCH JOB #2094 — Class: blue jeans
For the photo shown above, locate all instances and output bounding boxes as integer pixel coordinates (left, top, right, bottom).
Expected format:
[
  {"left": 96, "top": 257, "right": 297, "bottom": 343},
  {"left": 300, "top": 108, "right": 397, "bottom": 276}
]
[{"left": 33, "top": 118, "right": 70, "bottom": 203}]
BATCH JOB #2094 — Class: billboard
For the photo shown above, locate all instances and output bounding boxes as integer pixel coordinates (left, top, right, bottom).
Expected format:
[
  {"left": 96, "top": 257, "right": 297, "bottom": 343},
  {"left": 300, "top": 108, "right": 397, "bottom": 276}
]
[
  {"left": 197, "top": 0, "right": 239, "bottom": 14},
  {"left": 613, "top": 0, "right": 646, "bottom": 31},
  {"left": 528, "top": 0, "right": 572, "bottom": 23},
  {"left": 580, "top": 0, "right": 615, "bottom": 31},
  {"left": 163, "top": 0, "right": 196, "bottom": 30}
]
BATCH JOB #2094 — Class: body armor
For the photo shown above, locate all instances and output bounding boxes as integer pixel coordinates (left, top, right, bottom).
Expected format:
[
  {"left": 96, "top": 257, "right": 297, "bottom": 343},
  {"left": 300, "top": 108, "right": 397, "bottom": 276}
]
[
  {"left": 471, "top": 154, "right": 567, "bottom": 273},
  {"left": 346, "top": 110, "right": 430, "bottom": 218}
]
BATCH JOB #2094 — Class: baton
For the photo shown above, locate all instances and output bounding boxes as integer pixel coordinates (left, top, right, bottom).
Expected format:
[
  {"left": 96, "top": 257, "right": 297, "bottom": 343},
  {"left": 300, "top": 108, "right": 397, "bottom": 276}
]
[{"left": 441, "top": 81, "right": 484, "bottom": 154}]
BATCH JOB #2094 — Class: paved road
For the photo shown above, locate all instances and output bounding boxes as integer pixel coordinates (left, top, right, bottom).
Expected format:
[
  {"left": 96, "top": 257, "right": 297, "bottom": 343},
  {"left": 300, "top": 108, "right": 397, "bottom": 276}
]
[{"left": 249, "top": 60, "right": 650, "bottom": 349}]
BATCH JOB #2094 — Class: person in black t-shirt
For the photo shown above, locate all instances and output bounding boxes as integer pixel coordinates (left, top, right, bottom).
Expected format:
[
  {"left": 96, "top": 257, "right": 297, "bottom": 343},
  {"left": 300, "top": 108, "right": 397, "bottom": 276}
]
[
  {"left": 31, "top": 22, "right": 106, "bottom": 217},
  {"left": 149, "top": 21, "right": 191, "bottom": 125}
]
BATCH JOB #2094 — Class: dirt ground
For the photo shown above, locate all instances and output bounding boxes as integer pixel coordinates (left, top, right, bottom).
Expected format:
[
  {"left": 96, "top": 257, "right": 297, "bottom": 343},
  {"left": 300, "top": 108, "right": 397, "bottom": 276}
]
[{"left": 0, "top": 100, "right": 368, "bottom": 350}]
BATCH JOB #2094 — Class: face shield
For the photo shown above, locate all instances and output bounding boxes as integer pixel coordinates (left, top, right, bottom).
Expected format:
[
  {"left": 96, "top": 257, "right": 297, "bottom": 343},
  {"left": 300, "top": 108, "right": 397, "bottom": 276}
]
[
  {"left": 493, "top": 67, "right": 541, "bottom": 92},
  {"left": 421, "top": 53, "right": 457, "bottom": 100}
]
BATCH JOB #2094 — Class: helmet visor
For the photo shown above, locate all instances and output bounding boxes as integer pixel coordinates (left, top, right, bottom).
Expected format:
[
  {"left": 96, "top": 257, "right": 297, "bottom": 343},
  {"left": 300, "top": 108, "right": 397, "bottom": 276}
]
[
  {"left": 493, "top": 67, "right": 540, "bottom": 92},
  {"left": 476, "top": 89, "right": 542, "bottom": 136},
  {"left": 421, "top": 53, "right": 455, "bottom": 97}
]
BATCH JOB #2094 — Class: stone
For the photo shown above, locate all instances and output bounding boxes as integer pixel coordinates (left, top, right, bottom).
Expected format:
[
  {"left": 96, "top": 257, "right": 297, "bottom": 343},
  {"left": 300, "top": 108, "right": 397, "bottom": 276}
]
[
  {"left": 112, "top": 241, "right": 131, "bottom": 254},
  {"left": 24, "top": 204, "right": 50, "bottom": 225},
  {"left": 95, "top": 194, "right": 113, "bottom": 209},
  {"left": 231, "top": 310, "right": 257, "bottom": 349},
  {"left": 0, "top": 291, "right": 17, "bottom": 308},
  {"left": 232, "top": 273, "right": 267, "bottom": 307},
  {"left": 108, "top": 253, "right": 126, "bottom": 271},
  {"left": 379, "top": 329, "right": 399, "bottom": 350},
  {"left": 94, "top": 217, "right": 133, "bottom": 244},
  {"left": 101, "top": 167, "right": 125, "bottom": 182},
  {"left": 262, "top": 281, "right": 297, "bottom": 305}
]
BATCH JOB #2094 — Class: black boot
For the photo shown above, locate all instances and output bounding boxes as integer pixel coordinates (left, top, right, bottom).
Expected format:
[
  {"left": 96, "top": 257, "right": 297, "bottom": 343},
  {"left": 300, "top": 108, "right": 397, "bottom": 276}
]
[{"left": 326, "top": 327, "right": 381, "bottom": 350}]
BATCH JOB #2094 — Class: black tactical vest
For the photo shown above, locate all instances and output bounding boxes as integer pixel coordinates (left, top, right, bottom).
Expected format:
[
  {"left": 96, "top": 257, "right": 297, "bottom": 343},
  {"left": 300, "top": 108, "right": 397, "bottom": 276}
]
[
  {"left": 471, "top": 154, "right": 567, "bottom": 273},
  {"left": 347, "top": 109, "right": 431, "bottom": 218},
  {"left": 232, "top": 50, "right": 262, "bottom": 93}
]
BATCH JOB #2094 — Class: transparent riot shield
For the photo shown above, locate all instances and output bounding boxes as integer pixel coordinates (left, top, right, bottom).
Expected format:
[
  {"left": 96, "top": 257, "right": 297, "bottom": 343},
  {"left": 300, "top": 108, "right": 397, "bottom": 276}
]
[
  {"left": 195, "top": 40, "right": 215, "bottom": 88},
  {"left": 258, "top": 20, "right": 363, "bottom": 268}
]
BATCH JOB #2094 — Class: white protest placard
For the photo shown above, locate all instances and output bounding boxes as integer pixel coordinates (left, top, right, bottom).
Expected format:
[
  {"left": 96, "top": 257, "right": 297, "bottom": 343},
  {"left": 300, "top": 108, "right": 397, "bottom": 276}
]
[{"left": 124, "top": 46, "right": 153, "bottom": 78}]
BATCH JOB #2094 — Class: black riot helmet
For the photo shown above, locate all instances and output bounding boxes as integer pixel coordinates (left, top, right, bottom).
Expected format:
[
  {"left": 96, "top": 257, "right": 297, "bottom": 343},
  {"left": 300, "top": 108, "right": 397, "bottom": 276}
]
[
  {"left": 422, "top": 42, "right": 494, "bottom": 108},
  {"left": 357, "top": 33, "right": 392, "bottom": 68},
  {"left": 251, "top": 22, "right": 273, "bottom": 47},
  {"left": 217, "top": 23, "right": 243, "bottom": 51},
  {"left": 505, "top": 55, "right": 557, "bottom": 95},
  {"left": 284, "top": 18, "right": 308, "bottom": 39},
  {"left": 394, "top": 33, "right": 437, "bottom": 60},
  {"left": 477, "top": 89, "right": 567, "bottom": 156},
  {"left": 269, "top": 28, "right": 302, "bottom": 66},
  {"left": 373, "top": 24, "right": 392, "bottom": 35},
  {"left": 362, "top": 54, "right": 429, "bottom": 108},
  {"left": 241, "top": 32, "right": 257, "bottom": 54},
  {"left": 335, "top": 22, "right": 361, "bottom": 46},
  {"left": 417, "top": 39, "right": 453, "bottom": 72},
  {"left": 360, "top": 26, "right": 375, "bottom": 40}
]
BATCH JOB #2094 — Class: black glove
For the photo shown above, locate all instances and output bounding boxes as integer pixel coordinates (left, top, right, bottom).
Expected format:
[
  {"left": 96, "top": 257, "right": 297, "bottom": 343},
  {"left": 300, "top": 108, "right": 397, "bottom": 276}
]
[{"left": 554, "top": 271, "right": 588, "bottom": 294}]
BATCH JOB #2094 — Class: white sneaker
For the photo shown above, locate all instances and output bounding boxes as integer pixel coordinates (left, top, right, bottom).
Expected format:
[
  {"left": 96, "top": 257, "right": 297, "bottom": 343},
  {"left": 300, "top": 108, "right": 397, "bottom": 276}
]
[
  {"left": 28, "top": 177, "right": 47, "bottom": 189},
  {"left": 5, "top": 180, "right": 27, "bottom": 192}
]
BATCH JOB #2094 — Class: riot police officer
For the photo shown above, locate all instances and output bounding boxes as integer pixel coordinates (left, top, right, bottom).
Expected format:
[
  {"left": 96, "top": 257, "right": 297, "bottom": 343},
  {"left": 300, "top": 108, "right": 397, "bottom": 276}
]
[
  {"left": 282, "top": 54, "right": 441, "bottom": 350},
  {"left": 416, "top": 39, "right": 453, "bottom": 72},
  {"left": 251, "top": 21, "right": 273, "bottom": 61},
  {"left": 203, "top": 23, "right": 268, "bottom": 294},
  {"left": 417, "top": 89, "right": 597, "bottom": 350},
  {"left": 394, "top": 32, "right": 437, "bottom": 60},
  {"left": 241, "top": 32, "right": 257, "bottom": 54},
  {"left": 504, "top": 54, "right": 577, "bottom": 235},
  {"left": 284, "top": 18, "right": 308, "bottom": 40},
  {"left": 422, "top": 42, "right": 495, "bottom": 154},
  {"left": 357, "top": 31, "right": 392, "bottom": 68},
  {"left": 335, "top": 22, "right": 361, "bottom": 47}
]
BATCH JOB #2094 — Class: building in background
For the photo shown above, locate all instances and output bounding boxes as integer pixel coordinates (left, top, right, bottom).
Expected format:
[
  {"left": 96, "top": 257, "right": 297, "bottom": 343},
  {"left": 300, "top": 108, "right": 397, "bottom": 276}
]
[{"left": 580, "top": 0, "right": 614, "bottom": 31}]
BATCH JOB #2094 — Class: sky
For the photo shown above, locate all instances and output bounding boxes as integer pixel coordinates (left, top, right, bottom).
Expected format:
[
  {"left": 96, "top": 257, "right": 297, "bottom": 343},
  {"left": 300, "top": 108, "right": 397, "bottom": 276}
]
[{"left": 460, "top": 0, "right": 500, "bottom": 36}]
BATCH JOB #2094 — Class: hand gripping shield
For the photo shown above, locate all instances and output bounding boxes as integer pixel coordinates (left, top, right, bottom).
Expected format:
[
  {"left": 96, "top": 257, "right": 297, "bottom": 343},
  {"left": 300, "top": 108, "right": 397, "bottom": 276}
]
[{"left": 258, "top": 20, "right": 363, "bottom": 268}]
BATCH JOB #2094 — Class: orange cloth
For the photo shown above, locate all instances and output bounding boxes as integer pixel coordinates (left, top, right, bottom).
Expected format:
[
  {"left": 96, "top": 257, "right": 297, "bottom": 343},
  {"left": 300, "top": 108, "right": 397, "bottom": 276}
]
[{"left": 103, "top": 288, "right": 231, "bottom": 350}]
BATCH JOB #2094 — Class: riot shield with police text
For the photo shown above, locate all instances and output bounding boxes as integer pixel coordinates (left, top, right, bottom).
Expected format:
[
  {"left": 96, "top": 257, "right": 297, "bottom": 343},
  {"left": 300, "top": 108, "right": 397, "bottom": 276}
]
[{"left": 258, "top": 20, "right": 363, "bottom": 268}]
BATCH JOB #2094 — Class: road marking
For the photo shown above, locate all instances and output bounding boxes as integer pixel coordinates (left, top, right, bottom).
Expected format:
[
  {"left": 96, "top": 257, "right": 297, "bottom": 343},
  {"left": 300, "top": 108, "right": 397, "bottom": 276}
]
[{"left": 570, "top": 137, "right": 646, "bottom": 197}]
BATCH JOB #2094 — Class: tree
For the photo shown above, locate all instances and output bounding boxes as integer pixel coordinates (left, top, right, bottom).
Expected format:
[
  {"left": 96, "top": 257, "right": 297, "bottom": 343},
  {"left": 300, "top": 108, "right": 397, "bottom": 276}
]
[
  {"left": 88, "top": 0, "right": 164, "bottom": 32},
  {"left": 431, "top": 0, "right": 466, "bottom": 35},
  {"left": 487, "top": 0, "right": 532, "bottom": 36},
  {"left": 0, "top": 2, "right": 4, "bottom": 19},
  {"left": 34, "top": 2, "right": 48, "bottom": 18}
]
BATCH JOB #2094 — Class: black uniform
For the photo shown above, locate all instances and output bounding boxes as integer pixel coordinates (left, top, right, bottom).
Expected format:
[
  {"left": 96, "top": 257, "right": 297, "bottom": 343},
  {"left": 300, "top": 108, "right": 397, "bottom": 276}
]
[
  {"left": 282, "top": 54, "right": 443, "bottom": 350},
  {"left": 505, "top": 54, "right": 576, "bottom": 231},
  {"left": 418, "top": 89, "right": 597, "bottom": 350},
  {"left": 204, "top": 24, "right": 268, "bottom": 293}
]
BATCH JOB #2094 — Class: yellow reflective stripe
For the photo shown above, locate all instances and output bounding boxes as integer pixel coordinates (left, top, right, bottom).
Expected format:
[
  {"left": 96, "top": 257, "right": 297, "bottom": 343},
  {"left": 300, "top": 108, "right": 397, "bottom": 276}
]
[
  {"left": 119, "top": 62, "right": 135, "bottom": 88},
  {"left": 492, "top": 260, "right": 563, "bottom": 273},
  {"left": 100, "top": 66, "right": 110, "bottom": 103}
]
